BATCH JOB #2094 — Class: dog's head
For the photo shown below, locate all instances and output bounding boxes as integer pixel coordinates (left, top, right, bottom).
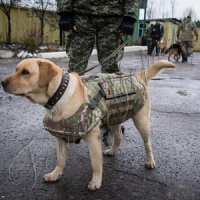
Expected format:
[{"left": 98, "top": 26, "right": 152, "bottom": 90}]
[
  {"left": 1, "top": 58, "right": 62, "bottom": 104},
  {"left": 159, "top": 42, "right": 167, "bottom": 49}
]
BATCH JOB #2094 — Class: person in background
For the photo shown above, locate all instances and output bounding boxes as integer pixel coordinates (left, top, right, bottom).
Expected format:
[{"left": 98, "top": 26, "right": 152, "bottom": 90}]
[
  {"left": 176, "top": 16, "right": 198, "bottom": 62},
  {"left": 57, "top": 0, "right": 138, "bottom": 75},
  {"left": 144, "top": 24, "right": 153, "bottom": 54},
  {"left": 148, "top": 19, "right": 164, "bottom": 56}
]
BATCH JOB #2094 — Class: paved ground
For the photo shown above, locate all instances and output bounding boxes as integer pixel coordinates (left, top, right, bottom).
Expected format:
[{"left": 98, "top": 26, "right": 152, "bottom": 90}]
[{"left": 0, "top": 51, "right": 200, "bottom": 200}]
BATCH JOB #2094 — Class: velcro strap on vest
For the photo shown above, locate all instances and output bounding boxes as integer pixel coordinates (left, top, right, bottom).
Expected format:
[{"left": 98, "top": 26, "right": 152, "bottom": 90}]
[{"left": 89, "top": 89, "right": 106, "bottom": 109}]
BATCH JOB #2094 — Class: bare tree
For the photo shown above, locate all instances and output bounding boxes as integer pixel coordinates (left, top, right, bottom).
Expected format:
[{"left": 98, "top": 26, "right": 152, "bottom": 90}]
[
  {"left": 156, "top": 0, "right": 170, "bottom": 19},
  {"left": 182, "top": 7, "right": 195, "bottom": 20},
  {"left": 158, "top": 0, "right": 166, "bottom": 19},
  {"left": 0, "top": 0, "right": 22, "bottom": 44},
  {"left": 26, "top": 0, "right": 57, "bottom": 44},
  {"left": 170, "top": 0, "right": 177, "bottom": 18},
  {"left": 161, "top": 11, "right": 170, "bottom": 19},
  {"left": 146, "top": 0, "right": 156, "bottom": 19}
]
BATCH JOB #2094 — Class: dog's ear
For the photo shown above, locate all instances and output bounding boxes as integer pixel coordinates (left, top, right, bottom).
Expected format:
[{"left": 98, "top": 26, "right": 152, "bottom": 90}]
[{"left": 37, "top": 60, "right": 58, "bottom": 87}]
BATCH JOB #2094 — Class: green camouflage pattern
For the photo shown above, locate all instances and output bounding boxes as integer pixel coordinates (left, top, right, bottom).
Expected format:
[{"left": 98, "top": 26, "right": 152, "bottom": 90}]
[
  {"left": 66, "top": 15, "right": 124, "bottom": 74},
  {"left": 43, "top": 73, "right": 147, "bottom": 143},
  {"left": 57, "top": 0, "right": 138, "bottom": 19},
  {"left": 144, "top": 26, "right": 152, "bottom": 51},
  {"left": 82, "top": 73, "right": 147, "bottom": 125},
  {"left": 180, "top": 41, "right": 194, "bottom": 54},
  {"left": 57, "top": 0, "right": 138, "bottom": 74},
  {"left": 43, "top": 104, "right": 102, "bottom": 143},
  {"left": 176, "top": 18, "right": 198, "bottom": 42},
  {"left": 144, "top": 26, "right": 152, "bottom": 40}
]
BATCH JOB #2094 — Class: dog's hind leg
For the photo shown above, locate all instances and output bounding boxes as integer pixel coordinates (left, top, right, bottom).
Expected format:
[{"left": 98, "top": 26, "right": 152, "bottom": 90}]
[
  {"left": 168, "top": 51, "right": 172, "bottom": 61},
  {"left": 174, "top": 55, "right": 177, "bottom": 61},
  {"left": 44, "top": 137, "right": 68, "bottom": 181},
  {"left": 103, "top": 124, "right": 123, "bottom": 156},
  {"left": 84, "top": 123, "right": 103, "bottom": 190},
  {"left": 132, "top": 100, "right": 155, "bottom": 169},
  {"left": 178, "top": 54, "right": 180, "bottom": 60}
]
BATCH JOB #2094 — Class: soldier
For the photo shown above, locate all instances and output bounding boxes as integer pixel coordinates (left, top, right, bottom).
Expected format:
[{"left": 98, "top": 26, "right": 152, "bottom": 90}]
[
  {"left": 144, "top": 24, "right": 153, "bottom": 53},
  {"left": 148, "top": 19, "right": 164, "bottom": 56},
  {"left": 57, "top": 0, "right": 138, "bottom": 74},
  {"left": 176, "top": 16, "right": 198, "bottom": 62}
]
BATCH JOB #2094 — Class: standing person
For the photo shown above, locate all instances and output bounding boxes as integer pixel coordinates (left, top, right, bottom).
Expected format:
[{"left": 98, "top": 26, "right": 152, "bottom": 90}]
[
  {"left": 57, "top": 0, "right": 138, "bottom": 75},
  {"left": 148, "top": 19, "right": 164, "bottom": 56},
  {"left": 176, "top": 16, "right": 198, "bottom": 62},
  {"left": 144, "top": 24, "right": 153, "bottom": 54}
]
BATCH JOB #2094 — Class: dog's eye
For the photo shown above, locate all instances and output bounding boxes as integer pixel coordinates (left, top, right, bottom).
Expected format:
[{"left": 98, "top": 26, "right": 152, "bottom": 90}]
[{"left": 21, "top": 70, "right": 30, "bottom": 75}]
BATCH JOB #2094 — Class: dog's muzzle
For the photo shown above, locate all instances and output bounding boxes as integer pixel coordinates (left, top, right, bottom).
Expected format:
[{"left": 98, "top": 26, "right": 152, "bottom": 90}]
[{"left": 1, "top": 79, "right": 9, "bottom": 92}]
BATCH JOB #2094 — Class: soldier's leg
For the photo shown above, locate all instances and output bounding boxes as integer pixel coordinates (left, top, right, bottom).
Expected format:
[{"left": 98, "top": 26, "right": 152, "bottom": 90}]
[
  {"left": 186, "top": 41, "right": 194, "bottom": 58},
  {"left": 66, "top": 15, "right": 95, "bottom": 74},
  {"left": 147, "top": 40, "right": 152, "bottom": 53},
  {"left": 155, "top": 40, "right": 160, "bottom": 56},
  {"left": 96, "top": 17, "right": 126, "bottom": 133},
  {"left": 96, "top": 16, "right": 123, "bottom": 73},
  {"left": 148, "top": 39, "right": 156, "bottom": 55},
  {"left": 180, "top": 41, "right": 186, "bottom": 62}
]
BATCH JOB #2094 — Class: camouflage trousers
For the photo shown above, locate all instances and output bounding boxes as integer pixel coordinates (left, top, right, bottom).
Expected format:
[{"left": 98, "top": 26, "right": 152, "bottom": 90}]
[
  {"left": 180, "top": 41, "right": 194, "bottom": 55},
  {"left": 146, "top": 39, "right": 152, "bottom": 52},
  {"left": 65, "top": 15, "right": 124, "bottom": 74}
]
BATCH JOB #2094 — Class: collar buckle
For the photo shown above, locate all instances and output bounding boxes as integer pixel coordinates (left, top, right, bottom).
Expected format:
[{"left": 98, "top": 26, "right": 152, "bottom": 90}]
[{"left": 44, "top": 104, "right": 53, "bottom": 109}]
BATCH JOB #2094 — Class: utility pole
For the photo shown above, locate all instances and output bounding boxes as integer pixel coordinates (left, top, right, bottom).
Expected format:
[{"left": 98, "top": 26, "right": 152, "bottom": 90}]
[{"left": 135, "top": 4, "right": 140, "bottom": 44}]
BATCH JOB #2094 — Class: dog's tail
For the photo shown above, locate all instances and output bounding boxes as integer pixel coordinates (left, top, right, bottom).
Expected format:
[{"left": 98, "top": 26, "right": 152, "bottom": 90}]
[{"left": 136, "top": 60, "right": 176, "bottom": 83}]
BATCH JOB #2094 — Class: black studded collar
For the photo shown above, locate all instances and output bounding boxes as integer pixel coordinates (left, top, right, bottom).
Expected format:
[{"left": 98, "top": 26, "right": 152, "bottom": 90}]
[{"left": 44, "top": 72, "right": 70, "bottom": 109}]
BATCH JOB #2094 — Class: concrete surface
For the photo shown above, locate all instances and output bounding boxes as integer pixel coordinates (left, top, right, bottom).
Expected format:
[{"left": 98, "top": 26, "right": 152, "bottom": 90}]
[
  {"left": 0, "top": 51, "right": 200, "bottom": 200},
  {"left": 0, "top": 50, "right": 14, "bottom": 58}
]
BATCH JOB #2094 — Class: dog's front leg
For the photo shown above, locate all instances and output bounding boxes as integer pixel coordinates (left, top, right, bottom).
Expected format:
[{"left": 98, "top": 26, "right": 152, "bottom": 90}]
[
  {"left": 84, "top": 124, "right": 103, "bottom": 190},
  {"left": 44, "top": 137, "right": 67, "bottom": 181}
]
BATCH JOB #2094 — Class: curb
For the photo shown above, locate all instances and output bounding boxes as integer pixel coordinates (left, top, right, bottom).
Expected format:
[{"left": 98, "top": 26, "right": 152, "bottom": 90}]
[
  {"left": 37, "top": 46, "right": 147, "bottom": 59},
  {"left": 0, "top": 46, "right": 147, "bottom": 59}
]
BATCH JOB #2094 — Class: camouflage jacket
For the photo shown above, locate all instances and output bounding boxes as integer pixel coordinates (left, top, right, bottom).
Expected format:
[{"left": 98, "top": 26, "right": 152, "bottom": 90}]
[
  {"left": 43, "top": 73, "right": 147, "bottom": 143},
  {"left": 144, "top": 26, "right": 152, "bottom": 39},
  {"left": 57, "top": 0, "right": 138, "bottom": 19},
  {"left": 176, "top": 18, "right": 198, "bottom": 41}
]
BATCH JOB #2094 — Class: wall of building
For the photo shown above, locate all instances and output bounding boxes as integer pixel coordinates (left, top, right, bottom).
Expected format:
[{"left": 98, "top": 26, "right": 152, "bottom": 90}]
[{"left": 0, "top": 5, "right": 60, "bottom": 45}]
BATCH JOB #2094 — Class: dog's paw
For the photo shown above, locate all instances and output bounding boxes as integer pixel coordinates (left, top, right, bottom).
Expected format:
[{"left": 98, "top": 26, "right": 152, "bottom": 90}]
[
  {"left": 88, "top": 180, "right": 101, "bottom": 190},
  {"left": 103, "top": 149, "right": 115, "bottom": 156},
  {"left": 43, "top": 171, "right": 61, "bottom": 182},
  {"left": 145, "top": 160, "right": 156, "bottom": 169}
]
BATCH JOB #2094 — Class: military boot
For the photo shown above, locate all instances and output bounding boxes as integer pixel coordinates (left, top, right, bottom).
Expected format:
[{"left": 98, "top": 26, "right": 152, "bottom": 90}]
[
  {"left": 185, "top": 52, "right": 189, "bottom": 62},
  {"left": 182, "top": 54, "right": 185, "bottom": 62}
]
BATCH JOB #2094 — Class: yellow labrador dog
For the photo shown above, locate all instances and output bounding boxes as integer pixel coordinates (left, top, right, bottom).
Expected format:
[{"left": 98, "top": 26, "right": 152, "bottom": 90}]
[{"left": 1, "top": 58, "right": 176, "bottom": 190}]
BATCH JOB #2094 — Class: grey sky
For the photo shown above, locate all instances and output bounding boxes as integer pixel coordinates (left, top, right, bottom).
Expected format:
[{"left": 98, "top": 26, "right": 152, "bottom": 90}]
[{"left": 139, "top": 0, "right": 200, "bottom": 21}]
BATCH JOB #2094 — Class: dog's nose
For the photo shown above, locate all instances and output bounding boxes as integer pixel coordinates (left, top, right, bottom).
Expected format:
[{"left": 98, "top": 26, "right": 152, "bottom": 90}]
[{"left": 1, "top": 79, "right": 7, "bottom": 88}]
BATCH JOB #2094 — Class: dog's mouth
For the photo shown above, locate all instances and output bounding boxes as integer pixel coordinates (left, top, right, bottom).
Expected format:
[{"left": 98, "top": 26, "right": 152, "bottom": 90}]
[
  {"left": 15, "top": 93, "right": 34, "bottom": 102},
  {"left": 17, "top": 94, "right": 26, "bottom": 97},
  {"left": 2, "top": 85, "right": 26, "bottom": 97}
]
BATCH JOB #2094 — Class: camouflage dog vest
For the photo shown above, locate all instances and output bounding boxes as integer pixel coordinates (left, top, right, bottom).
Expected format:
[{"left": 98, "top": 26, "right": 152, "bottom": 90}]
[{"left": 43, "top": 73, "right": 147, "bottom": 143}]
